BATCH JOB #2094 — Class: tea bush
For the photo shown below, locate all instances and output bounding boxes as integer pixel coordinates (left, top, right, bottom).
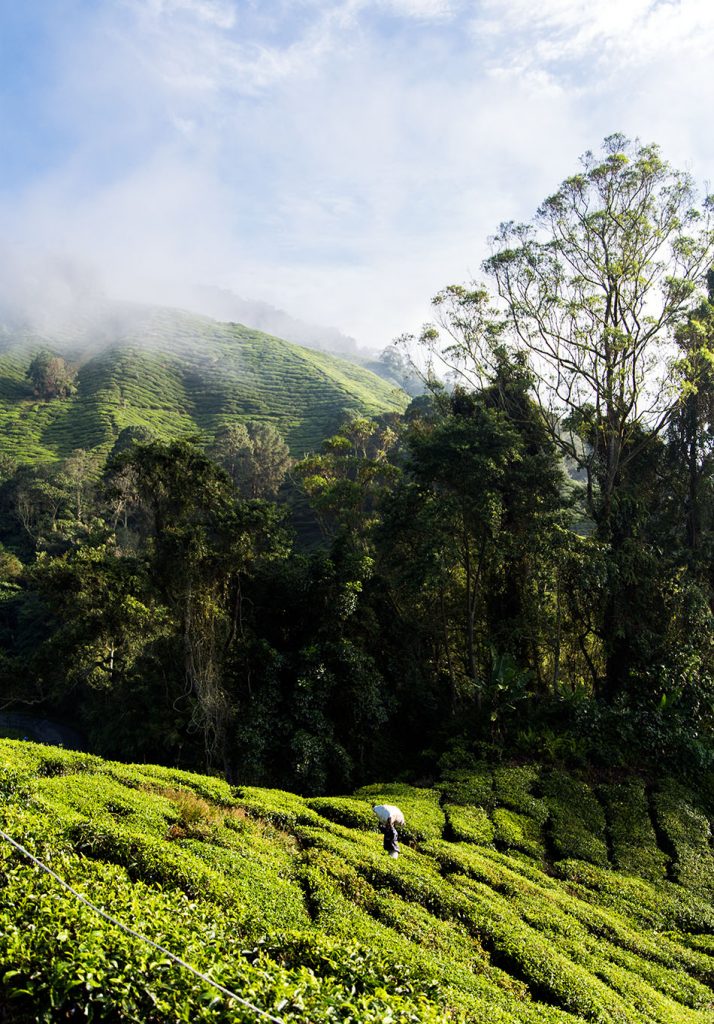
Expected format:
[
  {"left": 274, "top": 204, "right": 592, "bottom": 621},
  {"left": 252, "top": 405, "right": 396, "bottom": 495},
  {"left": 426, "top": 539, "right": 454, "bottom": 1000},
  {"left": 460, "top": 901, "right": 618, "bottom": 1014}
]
[
  {"left": 492, "top": 808, "right": 545, "bottom": 859},
  {"left": 542, "top": 770, "right": 609, "bottom": 866},
  {"left": 452, "top": 876, "right": 637, "bottom": 1022},
  {"left": 306, "top": 796, "right": 377, "bottom": 830},
  {"left": 554, "top": 858, "right": 714, "bottom": 933},
  {"left": 2, "top": 741, "right": 714, "bottom": 1024},
  {"left": 352, "top": 783, "right": 445, "bottom": 842},
  {"left": 651, "top": 782, "right": 714, "bottom": 895},
  {"left": 437, "top": 766, "right": 494, "bottom": 807},
  {"left": 234, "top": 786, "right": 324, "bottom": 829},
  {"left": 444, "top": 803, "right": 495, "bottom": 844},
  {"left": 600, "top": 780, "right": 668, "bottom": 881},
  {"left": 492, "top": 765, "right": 548, "bottom": 824}
]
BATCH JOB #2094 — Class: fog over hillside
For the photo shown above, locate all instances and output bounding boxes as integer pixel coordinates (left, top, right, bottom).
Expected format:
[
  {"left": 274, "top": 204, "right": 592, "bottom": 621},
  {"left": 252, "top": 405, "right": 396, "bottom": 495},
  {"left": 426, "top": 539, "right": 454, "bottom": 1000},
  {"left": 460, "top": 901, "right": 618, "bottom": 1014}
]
[
  {"left": 0, "top": 251, "right": 371, "bottom": 361},
  {"left": 179, "top": 285, "right": 361, "bottom": 356}
]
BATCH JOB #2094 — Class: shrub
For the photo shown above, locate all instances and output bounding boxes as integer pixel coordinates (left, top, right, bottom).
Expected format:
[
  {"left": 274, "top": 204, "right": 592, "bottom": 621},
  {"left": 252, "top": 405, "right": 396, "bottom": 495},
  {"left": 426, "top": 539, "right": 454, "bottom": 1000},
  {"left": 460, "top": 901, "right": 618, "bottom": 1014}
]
[
  {"left": 296, "top": 854, "right": 535, "bottom": 1023},
  {"left": 114, "top": 762, "right": 236, "bottom": 805},
  {"left": 492, "top": 765, "right": 548, "bottom": 824},
  {"left": 36, "top": 773, "right": 175, "bottom": 838},
  {"left": 492, "top": 808, "right": 545, "bottom": 859},
  {"left": 437, "top": 765, "right": 494, "bottom": 807},
  {"left": 651, "top": 782, "right": 714, "bottom": 895},
  {"left": 554, "top": 858, "right": 714, "bottom": 934},
  {"left": 541, "top": 770, "right": 609, "bottom": 866},
  {"left": 0, "top": 855, "right": 449, "bottom": 1023},
  {"left": 444, "top": 803, "right": 495, "bottom": 845},
  {"left": 307, "top": 796, "right": 377, "bottom": 831},
  {"left": 352, "top": 783, "right": 445, "bottom": 842},
  {"left": 600, "top": 780, "right": 668, "bottom": 881},
  {"left": 452, "top": 876, "right": 636, "bottom": 1022},
  {"left": 234, "top": 786, "right": 323, "bottom": 830},
  {"left": 184, "top": 840, "right": 310, "bottom": 934}
]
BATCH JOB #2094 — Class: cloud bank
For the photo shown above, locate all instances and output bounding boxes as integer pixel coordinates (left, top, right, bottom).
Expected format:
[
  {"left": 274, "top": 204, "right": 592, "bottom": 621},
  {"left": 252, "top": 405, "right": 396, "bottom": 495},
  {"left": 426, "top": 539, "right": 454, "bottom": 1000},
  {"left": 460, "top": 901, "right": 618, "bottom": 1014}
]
[{"left": 1, "top": 1, "right": 713, "bottom": 350}]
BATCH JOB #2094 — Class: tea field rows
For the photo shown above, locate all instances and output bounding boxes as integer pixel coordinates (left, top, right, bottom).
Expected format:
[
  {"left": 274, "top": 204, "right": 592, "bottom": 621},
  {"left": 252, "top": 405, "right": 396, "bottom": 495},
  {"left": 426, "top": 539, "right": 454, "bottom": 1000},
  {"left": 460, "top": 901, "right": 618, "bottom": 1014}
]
[
  {"left": 0, "top": 306, "right": 407, "bottom": 463},
  {"left": 1, "top": 741, "right": 713, "bottom": 1022}
]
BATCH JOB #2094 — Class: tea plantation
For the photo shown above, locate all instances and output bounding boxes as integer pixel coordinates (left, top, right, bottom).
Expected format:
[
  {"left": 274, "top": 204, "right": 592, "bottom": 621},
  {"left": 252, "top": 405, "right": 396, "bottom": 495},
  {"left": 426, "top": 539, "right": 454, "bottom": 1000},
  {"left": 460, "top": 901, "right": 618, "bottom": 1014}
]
[
  {"left": 0, "top": 306, "right": 407, "bottom": 463},
  {"left": 1, "top": 740, "right": 713, "bottom": 1023}
]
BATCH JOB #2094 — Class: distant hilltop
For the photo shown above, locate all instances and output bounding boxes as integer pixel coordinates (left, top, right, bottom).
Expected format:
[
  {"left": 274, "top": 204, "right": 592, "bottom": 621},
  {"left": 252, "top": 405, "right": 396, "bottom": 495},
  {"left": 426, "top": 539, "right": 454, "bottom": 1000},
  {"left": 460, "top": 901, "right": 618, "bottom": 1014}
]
[{"left": 0, "top": 302, "right": 408, "bottom": 464}]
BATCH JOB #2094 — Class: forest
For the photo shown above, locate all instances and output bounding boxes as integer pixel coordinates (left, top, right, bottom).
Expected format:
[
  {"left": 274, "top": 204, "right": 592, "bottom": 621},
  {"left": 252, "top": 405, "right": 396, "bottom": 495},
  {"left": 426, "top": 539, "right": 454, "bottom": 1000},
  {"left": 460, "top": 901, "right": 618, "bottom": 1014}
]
[{"left": 2, "top": 135, "right": 714, "bottom": 792}]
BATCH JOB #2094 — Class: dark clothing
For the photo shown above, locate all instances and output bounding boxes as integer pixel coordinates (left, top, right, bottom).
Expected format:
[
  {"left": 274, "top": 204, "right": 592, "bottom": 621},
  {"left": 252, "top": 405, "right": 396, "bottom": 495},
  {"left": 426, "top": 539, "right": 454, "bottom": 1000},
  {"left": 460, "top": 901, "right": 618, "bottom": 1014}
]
[{"left": 382, "top": 820, "right": 399, "bottom": 855}]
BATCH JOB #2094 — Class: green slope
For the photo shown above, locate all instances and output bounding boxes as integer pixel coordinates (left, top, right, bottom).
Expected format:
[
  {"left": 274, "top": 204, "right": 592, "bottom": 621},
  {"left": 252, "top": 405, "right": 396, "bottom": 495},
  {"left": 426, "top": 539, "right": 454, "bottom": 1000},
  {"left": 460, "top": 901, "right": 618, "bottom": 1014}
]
[
  {"left": 1, "top": 742, "right": 713, "bottom": 1023},
  {"left": 0, "top": 306, "right": 407, "bottom": 462}
]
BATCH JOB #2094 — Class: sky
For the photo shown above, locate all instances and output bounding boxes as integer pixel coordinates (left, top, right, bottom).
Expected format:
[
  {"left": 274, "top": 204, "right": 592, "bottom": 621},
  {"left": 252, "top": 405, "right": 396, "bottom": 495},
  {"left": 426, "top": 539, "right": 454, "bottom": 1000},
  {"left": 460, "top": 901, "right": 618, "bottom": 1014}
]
[{"left": 1, "top": 0, "right": 714, "bottom": 350}]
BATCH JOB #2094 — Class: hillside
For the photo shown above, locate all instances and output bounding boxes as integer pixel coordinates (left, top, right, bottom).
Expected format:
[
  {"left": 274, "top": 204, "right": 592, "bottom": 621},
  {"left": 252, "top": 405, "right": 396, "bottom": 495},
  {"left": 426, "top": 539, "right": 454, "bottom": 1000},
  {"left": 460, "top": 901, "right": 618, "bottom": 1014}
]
[
  {"left": 0, "top": 305, "right": 407, "bottom": 463},
  {"left": 1, "top": 741, "right": 713, "bottom": 1023}
]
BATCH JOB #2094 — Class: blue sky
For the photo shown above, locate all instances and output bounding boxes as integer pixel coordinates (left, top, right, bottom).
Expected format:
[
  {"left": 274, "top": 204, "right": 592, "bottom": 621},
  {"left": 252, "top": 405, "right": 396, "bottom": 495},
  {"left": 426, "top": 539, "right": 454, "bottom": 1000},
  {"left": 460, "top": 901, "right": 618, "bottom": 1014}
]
[{"left": 2, "top": 0, "right": 714, "bottom": 349}]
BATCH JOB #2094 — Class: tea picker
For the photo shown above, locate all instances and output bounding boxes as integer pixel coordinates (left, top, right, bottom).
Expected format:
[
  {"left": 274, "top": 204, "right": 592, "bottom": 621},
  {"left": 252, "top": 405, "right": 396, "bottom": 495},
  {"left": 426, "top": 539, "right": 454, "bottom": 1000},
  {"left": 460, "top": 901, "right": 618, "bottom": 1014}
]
[{"left": 373, "top": 803, "right": 404, "bottom": 859}]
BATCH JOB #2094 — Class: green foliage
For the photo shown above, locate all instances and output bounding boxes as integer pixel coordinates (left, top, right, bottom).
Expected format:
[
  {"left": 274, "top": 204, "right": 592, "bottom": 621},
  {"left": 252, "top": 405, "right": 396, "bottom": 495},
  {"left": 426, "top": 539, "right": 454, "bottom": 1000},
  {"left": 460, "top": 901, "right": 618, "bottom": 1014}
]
[
  {"left": 26, "top": 349, "right": 77, "bottom": 401},
  {"left": 352, "top": 783, "right": 445, "bottom": 842},
  {"left": 211, "top": 421, "right": 292, "bottom": 498},
  {"left": 542, "top": 770, "right": 609, "bottom": 866},
  {"left": 651, "top": 781, "right": 714, "bottom": 894},
  {"left": 306, "top": 796, "right": 378, "bottom": 830},
  {"left": 0, "top": 543, "right": 22, "bottom": 580},
  {"left": 553, "top": 859, "right": 714, "bottom": 934},
  {"left": 600, "top": 780, "right": 668, "bottom": 881},
  {"left": 444, "top": 803, "right": 495, "bottom": 844},
  {"left": 2, "top": 742, "right": 714, "bottom": 1023},
  {"left": 492, "top": 808, "right": 545, "bottom": 859},
  {"left": 437, "top": 765, "right": 494, "bottom": 807},
  {"left": 492, "top": 765, "right": 548, "bottom": 823},
  {"left": 234, "top": 786, "right": 323, "bottom": 829}
]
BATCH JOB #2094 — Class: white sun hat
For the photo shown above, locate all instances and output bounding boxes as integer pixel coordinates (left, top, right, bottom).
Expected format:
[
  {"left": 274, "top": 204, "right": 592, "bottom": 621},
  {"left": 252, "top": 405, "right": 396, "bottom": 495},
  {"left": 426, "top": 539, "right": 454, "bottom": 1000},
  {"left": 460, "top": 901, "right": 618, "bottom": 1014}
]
[{"left": 372, "top": 803, "right": 405, "bottom": 824}]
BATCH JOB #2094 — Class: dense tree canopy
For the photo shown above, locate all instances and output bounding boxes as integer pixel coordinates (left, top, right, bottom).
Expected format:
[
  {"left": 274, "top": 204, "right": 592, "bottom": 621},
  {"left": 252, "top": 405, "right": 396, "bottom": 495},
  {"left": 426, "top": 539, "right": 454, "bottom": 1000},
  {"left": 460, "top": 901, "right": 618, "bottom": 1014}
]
[{"left": 1, "top": 136, "right": 714, "bottom": 788}]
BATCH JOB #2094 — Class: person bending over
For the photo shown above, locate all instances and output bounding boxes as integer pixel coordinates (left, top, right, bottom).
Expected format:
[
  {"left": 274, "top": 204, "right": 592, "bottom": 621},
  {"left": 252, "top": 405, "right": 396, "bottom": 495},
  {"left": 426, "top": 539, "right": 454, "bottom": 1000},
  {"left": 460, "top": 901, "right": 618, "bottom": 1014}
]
[{"left": 383, "top": 816, "right": 399, "bottom": 859}]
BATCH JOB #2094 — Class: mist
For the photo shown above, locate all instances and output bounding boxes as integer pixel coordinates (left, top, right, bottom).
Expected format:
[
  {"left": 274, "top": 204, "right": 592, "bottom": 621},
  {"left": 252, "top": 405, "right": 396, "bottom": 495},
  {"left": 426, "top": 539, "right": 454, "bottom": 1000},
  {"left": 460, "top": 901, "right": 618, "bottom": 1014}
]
[
  {"left": 2, "top": 2, "right": 714, "bottom": 356},
  {"left": 0, "top": 247, "right": 364, "bottom": 362}
]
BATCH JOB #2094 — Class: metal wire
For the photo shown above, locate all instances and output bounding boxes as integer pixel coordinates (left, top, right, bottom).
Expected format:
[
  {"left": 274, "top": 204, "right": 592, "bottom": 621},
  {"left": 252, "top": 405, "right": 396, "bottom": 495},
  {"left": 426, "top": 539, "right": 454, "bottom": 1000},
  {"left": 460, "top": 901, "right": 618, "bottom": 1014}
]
[{"left": 0, "top": 825, "right": 286, "bottom": 1024}]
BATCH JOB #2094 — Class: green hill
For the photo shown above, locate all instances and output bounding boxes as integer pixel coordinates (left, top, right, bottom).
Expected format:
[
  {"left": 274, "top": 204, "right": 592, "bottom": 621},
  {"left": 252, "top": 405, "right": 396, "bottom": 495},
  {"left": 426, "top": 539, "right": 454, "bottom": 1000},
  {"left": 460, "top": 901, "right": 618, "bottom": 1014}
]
[
  {"left": 1, "top": 741, "right": 713, "bottom": 1023},
  {"left": 0, "top": 305, "right": 407, "bottom": 463}
]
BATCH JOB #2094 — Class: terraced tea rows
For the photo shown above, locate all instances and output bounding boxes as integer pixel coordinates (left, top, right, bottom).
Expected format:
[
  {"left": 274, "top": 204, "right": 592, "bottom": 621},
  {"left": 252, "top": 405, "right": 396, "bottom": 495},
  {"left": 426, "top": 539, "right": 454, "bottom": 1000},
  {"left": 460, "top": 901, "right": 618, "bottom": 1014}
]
[
  {"left": 0, "top": 306, "right": 407, "bottom": 463},
  {"left": 1, "top": 741, "right": 712, "bottom": 1022}
]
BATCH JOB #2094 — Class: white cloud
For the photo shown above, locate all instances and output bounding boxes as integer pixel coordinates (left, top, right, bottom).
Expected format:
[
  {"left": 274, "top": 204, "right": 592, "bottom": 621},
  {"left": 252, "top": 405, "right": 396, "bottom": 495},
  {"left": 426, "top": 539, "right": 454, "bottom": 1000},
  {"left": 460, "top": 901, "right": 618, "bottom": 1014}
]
[
  {"left": 473, "top": 0, "right": 714, "bottom": 80},
  {"left": 379, "top": 0, "right": 456, "bottom": 19},
  {"left": 120, "top": 0, "right": 357, "bottom": 98},
  {"left": 129, "top": 0, "right": 237, "bottom": 29},
  {"left": 2, "top": 0, "right": 713, "bottom": 351}
]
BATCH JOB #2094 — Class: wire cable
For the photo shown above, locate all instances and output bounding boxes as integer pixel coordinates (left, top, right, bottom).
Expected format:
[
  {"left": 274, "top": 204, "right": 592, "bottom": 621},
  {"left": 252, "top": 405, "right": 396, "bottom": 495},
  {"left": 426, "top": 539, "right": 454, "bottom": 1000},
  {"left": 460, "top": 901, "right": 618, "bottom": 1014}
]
[{"left": 0, "top": 825, "right": 286, "bottom": 1024}]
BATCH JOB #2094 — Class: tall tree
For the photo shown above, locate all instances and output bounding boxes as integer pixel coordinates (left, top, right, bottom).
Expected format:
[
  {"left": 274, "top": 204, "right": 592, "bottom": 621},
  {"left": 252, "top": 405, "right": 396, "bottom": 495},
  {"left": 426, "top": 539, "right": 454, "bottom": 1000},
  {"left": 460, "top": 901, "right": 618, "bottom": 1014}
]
[
  {"left": 485, "top": 134, "right": 714, "bottom": 532},
  {"left": 26, "top": 350, "right": 77, "bottom": 400},
  {"left": 211, "top": 422, "right": 291, "bottom": 499},
  {"left": 379, "top": 355, "right": 568, "bottom": 722},
  {"left": 667, "top": 270, "right": 714, "bottom": 556},
  {"left": 295, "top": 417, "right": 400, "bottom": 548},
  {"left": 107, "top": 439, "right": 288, "bottom": 774}
]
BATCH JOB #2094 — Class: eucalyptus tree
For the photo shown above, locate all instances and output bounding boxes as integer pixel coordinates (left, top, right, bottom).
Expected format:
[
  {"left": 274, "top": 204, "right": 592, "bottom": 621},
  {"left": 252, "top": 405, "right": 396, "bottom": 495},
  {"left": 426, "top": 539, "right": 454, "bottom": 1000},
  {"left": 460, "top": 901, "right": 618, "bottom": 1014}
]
[{"left": 485, "top": 134, "right": 714, "bottom": 532}]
